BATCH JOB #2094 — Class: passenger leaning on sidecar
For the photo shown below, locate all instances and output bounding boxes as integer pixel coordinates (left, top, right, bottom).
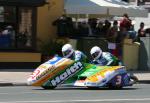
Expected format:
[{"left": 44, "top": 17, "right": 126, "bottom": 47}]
[
  {"left": 62, "top": 44, "right": 88, "bottom": 62},
  {"left": 90, "top": 46, "right": 122, "bottom": 66}
]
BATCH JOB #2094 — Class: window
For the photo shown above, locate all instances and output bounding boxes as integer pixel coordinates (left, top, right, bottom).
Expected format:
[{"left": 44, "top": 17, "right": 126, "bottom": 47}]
[
  {"left": 17, "top": 7, "right": 33, "bottom": 48},
  {"left": 0, "top": 6, "right": 35, "bottom": 50},
  {"left": 0, "top": 6, "right": 16, "bottom": 49}
]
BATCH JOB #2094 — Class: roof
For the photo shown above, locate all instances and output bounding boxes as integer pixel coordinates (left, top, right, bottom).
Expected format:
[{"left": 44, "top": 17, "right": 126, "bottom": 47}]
[
  {"left": 0, "top": 0, "right": 47, "bottom": 7},
  {"left": 64, "top": 0, "right": 148, "bottom": 17}
]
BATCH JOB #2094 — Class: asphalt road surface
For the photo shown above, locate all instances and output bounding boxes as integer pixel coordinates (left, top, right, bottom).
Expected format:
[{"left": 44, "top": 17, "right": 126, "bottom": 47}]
[{"left": 0, "top": 84, "right": 150, "bottom": 103}]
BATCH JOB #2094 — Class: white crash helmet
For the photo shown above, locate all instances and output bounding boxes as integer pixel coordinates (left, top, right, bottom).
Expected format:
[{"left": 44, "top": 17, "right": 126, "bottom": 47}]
[
  {"left": 90, "top": 46, "right": 102, "bottom": 60},
  {"left": 62, "top": 44, "right": 74, "bottom": 58}
]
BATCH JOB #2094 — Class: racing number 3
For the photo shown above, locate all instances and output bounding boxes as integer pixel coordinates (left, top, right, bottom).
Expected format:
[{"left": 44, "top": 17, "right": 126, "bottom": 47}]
[{"left": 116, "top": 75, "right": 122, "bottom": 85}]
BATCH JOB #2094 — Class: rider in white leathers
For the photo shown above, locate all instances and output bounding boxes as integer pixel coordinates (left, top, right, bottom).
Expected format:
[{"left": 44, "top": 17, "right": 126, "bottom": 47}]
[
  {"left": 90, "top": 46, "right": 138, "bottom": 83},
  {"left": 62, "top": 44, "right": 88, "bottom": 62},
  {"left": 90, "top": 46, "right": 121, "bottom": 66}
]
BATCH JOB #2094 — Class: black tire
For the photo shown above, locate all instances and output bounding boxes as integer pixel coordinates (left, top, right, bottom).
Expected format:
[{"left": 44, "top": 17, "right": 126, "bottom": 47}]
[
  {"left": 42, "top": 86, "right": 56, "bottom": 89},
  {"left": 87, "top": 86, "right": 99, "bottom": 89},
  {"left": 108, "top": 84, "right": 123, "bottom": 89}
]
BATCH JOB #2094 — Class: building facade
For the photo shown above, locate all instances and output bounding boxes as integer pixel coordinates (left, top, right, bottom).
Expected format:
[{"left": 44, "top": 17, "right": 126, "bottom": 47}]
[{"left": 0, "top": 0, "right": 64, "bottom": 68}]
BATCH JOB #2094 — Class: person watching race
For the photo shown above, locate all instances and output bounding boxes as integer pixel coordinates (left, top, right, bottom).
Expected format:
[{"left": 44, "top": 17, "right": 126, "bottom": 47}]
[
  {"left": 90, "top": 46, "right": 122, "bottom": 66},
  {"left": 62, "top": 44, "right": 88, "bottom": 62}
]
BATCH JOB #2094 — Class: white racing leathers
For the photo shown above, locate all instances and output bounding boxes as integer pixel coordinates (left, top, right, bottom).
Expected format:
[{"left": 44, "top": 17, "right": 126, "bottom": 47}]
[{"left": 91, "top": 52, "right": 120, "bottom": 66}]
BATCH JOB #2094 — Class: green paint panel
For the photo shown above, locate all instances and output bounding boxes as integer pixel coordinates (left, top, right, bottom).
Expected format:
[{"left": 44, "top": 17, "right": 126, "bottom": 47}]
[{"left": 42, "top": 62, "right": 111, "bottom": 86}]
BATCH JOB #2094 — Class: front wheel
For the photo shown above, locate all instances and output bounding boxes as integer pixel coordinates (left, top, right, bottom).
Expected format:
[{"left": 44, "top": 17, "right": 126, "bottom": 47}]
[
  {"left": 87, "top": 86, "right": 99, "bottom": 89},
  {"left": 42, "top": 86, "right": 56, "bottom": 89}
]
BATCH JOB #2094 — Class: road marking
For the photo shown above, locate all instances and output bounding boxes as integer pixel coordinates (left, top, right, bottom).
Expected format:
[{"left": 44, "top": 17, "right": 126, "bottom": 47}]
[{"left": 1, "top": 98, "right": 150, "bottom": 103}]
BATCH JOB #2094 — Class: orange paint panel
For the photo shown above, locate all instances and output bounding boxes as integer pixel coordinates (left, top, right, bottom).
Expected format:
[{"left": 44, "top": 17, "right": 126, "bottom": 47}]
[
  {"left": 87, "top": 66, "right": 121, "bottom": 82},
  {"left": 32, "top": 60, "right": 74, "bottom": 86}
]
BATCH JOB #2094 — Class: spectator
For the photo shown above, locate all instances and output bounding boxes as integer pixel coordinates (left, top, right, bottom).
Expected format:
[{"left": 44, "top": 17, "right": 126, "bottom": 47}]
[
  {"left": 76, "top": 22, "right": 89, "bottom": 36},
  {"left": 96, "top": 21, "right": 104, "bottom": 37},
  {"left": 53, "top": 14, "right": 73, "bottom": 37},
  {"left": 107, "top": 20, "right": 119, "bottom": 42},
  {"left": 120, "top": 13, "right": 132, "bottom": 31},
  {"left": 88, "top": 18, "right": 97, "bottom": 35},
  {"left": 134, "top": 22, "right": 146, "bottom": 42},
  {"left": 138, "top": 22, "right": 146, "bottom": 37},
  {"left": 127, "top": 21, "right": 137, "bottom": 40},
  {"left": 117, "top": 14, "right": 131, "bottom": 43},
  {"left": 81, "top": 22, "right": 89, "bottom": 35},
  {"left": 102, "top": 20, "right": 111, "bottom": 38},
  {"left": 113, "top": 20, "right": 119, "bottom": 31}
]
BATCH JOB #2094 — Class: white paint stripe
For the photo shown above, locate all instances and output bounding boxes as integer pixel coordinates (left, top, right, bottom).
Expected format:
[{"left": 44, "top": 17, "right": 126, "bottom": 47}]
[
  {"left": 55, "top": 59, "right": 72, "bottom": 68},
  {"left": 1, "top": 98, "right": 150, "bottom": 103}
]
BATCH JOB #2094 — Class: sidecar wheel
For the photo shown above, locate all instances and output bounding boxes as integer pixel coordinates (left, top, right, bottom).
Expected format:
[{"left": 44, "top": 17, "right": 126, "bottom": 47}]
[{"left": 42, "top": 86, "right": 56, "bottom": 89}]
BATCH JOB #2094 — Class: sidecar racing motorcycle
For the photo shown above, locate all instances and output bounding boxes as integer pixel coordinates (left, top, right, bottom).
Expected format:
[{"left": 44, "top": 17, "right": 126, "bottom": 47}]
[{"left": 27, "top": 56, "right": 137, "bottom": 89}]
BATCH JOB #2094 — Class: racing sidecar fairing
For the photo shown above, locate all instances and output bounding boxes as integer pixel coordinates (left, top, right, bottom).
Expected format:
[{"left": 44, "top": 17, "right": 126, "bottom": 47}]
[{"left": 27, "top": 56, "right": 135, "bottom": 89}]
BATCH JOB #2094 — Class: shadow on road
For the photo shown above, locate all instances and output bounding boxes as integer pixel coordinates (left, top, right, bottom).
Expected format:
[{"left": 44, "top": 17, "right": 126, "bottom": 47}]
[{"left": 32, "top": 87, "right": 138, "bottom": 91}]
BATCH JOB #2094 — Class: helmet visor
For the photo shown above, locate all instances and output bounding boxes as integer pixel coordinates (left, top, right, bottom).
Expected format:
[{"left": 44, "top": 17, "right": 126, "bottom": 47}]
[
  {"left": 63, "top": 50, "right": 72, "bottom": 57},
  {"left": 92, "top": 51, "right": 100, "bottom": 59}
]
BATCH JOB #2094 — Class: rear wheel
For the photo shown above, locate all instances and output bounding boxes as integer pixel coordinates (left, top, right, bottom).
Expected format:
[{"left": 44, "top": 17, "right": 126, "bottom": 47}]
[
  {"left": 42, "top": 86, "right": 56, "bottom": 89},
  {"left": 108, "top": 84, "right": 123, "bottom": 89}
]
